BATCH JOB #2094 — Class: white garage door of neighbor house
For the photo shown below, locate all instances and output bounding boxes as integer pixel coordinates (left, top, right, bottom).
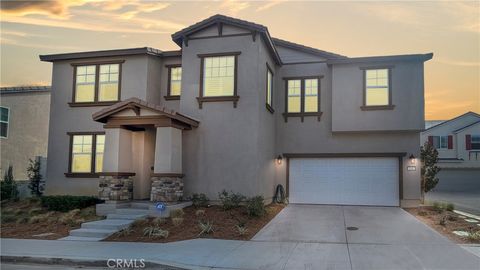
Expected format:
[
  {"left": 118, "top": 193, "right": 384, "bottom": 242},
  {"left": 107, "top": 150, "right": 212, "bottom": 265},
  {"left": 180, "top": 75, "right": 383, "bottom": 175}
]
[{"left": 289, "top": 158, "right": 399, "bottom": 206}]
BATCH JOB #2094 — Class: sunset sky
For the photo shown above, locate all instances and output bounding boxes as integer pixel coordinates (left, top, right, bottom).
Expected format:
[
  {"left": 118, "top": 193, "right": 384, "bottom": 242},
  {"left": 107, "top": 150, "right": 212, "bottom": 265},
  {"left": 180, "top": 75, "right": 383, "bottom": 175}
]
[{"left": 1, "top": 0, "right": 479, "bottom": 120}]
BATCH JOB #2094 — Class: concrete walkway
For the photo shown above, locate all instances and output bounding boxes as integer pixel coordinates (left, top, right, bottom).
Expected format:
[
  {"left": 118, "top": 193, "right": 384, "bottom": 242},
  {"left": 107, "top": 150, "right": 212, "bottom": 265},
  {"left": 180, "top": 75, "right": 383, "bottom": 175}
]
[{"left": 1, "top": 205, "right": 479, "bottom": 269}]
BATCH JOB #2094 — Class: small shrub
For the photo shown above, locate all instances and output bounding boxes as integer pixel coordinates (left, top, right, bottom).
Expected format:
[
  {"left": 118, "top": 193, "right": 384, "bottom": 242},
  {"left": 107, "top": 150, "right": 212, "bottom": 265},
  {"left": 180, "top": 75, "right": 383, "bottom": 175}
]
[
  {"left": 153, "top": 217, "right": 167, "bottom": 226},
  {"left": 438, "top": 215, "right": 447, "bottom": 226},
  {"left": 432, "top": 201, "right": 443, "bottom": 213},
  {"left": 198, "top": 220, "right": 214, "bottom": 236},
  {"left": 143, "top": 226, "right": 169, "bottom": 238},
  {"left": 418, "top": 211, "right": 428, "bottom": 216},
  {"left": 246, "top": 196, "right": 266, "bottom": 217},
  {"left": 59, "top": 210, "right": 82, "bottom": 226},
  {"left": 446, "top": 214, "right": 457, "bottom": 221},
  {"left": 218, "top": 190, "right": 245, "bottom": 210},
  {"left": 27, "top": 158, "right": 44, "bottom": 197},
  {"left": 195, "top": 209, "right": 206, "bottom": 217},
  {"left": 191, "top": 193, "right": 209, "bottom": 208},
  {"left": 1, "top": 215, "right": 17, "bottom": 223},
  {"left": 445, "top": 203, "right": 455, "bottom": 212},
  {"left": 118, "top": 227, "right": 135, "bottom": 236},
  {"left": 29, "top": 215, "right": 47, "bottom": 224},
  {"left": 467, "top": 231, "right": 480, "bottom": 241},
  {"left": 16, "top": 217, "right": 29, "bottom": 224},
  {"left": 13, "top": 209, "right": 24, "bottom": 215},
  {"left": 1, "top": 166, "right": 18, "bottom": 201},
  {"left": 41, "top": 196, "right": 102, "bottom": 212},
  {"left": 170, "top": 208, "right": 185, "bottom": 218},
  {"left": 172, "top": 217, "right": 184, "bottom": 227},
  {"left": 236, "top": 224, "right": 248, "bottom": 236}
]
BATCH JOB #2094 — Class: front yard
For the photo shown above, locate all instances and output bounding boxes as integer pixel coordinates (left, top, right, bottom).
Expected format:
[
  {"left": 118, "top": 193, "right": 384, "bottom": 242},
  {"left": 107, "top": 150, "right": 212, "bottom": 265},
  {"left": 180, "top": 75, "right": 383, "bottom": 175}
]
[
  {"left": 106, "top": 203, "right": 285, "bottom": 243},
  {"left": 1, "top": 198, "right": 103, "bottom": 240},
  {"left": 406, "top": 204, "right": 480, "bottom": 244}
]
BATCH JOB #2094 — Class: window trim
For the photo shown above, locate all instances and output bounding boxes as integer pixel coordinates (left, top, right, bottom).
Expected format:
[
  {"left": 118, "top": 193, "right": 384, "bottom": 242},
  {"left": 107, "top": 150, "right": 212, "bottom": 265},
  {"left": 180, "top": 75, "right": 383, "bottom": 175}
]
[
  {"left": 432, "top": 135, "right": 449, "bottom": 149},
  {"left": 265, "top": 63, "right": 274, "bottom": 113},
  {"left": 66, "top": 131, "right": 105, "bottom": 178},
  {"left": 282, "top": 75, "right": 323, "bottom": 122},
  {"left": 0, "top": 106, "right": 10, "bottom": 139},
  {"left": 164, "top": 64, "right": 182, "bottom": 101},
  {"left": 360, "top": 66, "right": 395, "bottom": 110},
  {"left": 471, "top": 134, "right": 480, "bottom": 150},
  {"left": 197, "top": 51, "right": 241, "bottom": 109},
  {"left": 70, "top": 60, "right": 124, "bottom": 107}
]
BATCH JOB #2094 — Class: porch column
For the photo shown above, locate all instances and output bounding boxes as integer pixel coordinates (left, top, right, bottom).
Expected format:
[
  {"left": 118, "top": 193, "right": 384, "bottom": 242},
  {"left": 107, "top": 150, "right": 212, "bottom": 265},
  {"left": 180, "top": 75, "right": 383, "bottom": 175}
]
[
  {"left": 98, "top": 128, "right": 134, "bottom": 201},
  {"left": 150, "top": 127, "right": 184, "bottom": 202}
]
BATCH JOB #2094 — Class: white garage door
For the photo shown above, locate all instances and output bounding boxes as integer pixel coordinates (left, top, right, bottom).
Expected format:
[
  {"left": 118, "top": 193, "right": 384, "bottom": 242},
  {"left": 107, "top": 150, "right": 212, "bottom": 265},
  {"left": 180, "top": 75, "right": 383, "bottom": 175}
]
[{"left": 289, "top": 157, "right": 399, "bottom": 206}]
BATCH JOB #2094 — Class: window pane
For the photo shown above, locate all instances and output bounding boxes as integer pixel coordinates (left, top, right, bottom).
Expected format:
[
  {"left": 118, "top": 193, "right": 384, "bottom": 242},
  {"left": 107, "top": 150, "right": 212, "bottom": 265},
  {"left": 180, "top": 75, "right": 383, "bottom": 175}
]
[
  {"left": 71, "top": 135, "right": 92, "bottom": 173},
  {"left": 203, "top": 56, "right": 235, "bottom": 97},
  {"left": 304, "top": 79, "right": 318, "bottom": 112},
  {"left": 0, "top": 107, "right": 8, "bottom": 122},
  {"left": 75, "top": 84, "right": 95, "bottom": 102},
  {"left": 366, "top": 87, "right": 389, "bottom": 106},
  {"left": 266, "top": 69, "right": 273, "bottom": 106},
  {"left": 169, "top": 67, "right": 182, "bottom": 96},
  {"left": 0, "top": 122, "right": 7, "bottom": 138},
  {"left": 440, "top": 136, "right": 448, "bottom": 149},
  {"left": 98, "top": 64, "right": 119, "bottom": 102},
  {"left": 75, "top": 65, "right": 96, "bottom": 102},
  {"left": 95, "top": 135, "right": 105, "bottom": 173},
  {"left": 432, "top": 136, "right": 440, "bottom": 149},
  {"left": 287, "top": 80, "right": 301, "bottom": 113}
]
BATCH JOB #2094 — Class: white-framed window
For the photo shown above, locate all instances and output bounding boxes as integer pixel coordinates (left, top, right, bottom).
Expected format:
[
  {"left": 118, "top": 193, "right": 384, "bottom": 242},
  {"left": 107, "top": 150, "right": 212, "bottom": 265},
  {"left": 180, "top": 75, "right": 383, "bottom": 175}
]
[
  {"left": 365, "top": 69, "right": 390, "bottom": 106},
  {"left": 98, "top": 64, "right": 120, "bottom": 102},
  {"left": 266, "top": 65, "right": 273, "bottom": 110},
  {"left": 202, "top": 55, "right": 235, "bottom": 97},
  {"left": 0, "top": 107, "right": 9, "bottom": 138},
  {"left": 69, "top": 133, "right": 105, "bottom": 174},
  {"left": 472, "top": 135, "right": 480, "bottom": 150},
  {"left": 73, "top": 62, "right": 121, "bottom": 103},
  {"left": 433, "top": 136, "right": 448, "bottom": 149},
  {"left": 169, "top": 66, "right": 182, "bottom": 96},
  {"left": 287, "top": 79, "right": 301, "bottom": 113}
]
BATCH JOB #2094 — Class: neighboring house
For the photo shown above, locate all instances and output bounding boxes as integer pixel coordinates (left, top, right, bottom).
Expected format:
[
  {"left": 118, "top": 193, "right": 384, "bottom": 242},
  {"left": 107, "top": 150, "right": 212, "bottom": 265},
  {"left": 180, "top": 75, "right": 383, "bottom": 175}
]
[
  {"left": 420, "top": 111, "right": 480, "bottom": 169},
  {"left": 0, "top": 86, "right": 51, "bottom": 181},
  {"left": 40, "top": 14, "right": 432, "bottom": 207}
]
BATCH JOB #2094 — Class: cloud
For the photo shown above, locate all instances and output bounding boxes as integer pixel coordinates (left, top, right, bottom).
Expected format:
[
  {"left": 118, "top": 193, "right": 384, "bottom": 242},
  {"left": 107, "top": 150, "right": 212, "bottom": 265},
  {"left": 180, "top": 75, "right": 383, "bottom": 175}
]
[
  {"left": 436, "top": 58, "right": 480, "bottom": 67},
  {"left": 220, "top": 0, "right": 250, "bottom": 16},
  {"left": 256, "top": 0, "right": 285, "bottom": 12},
  {"left": 0, "top": 0, "right": 94, "bottom": 19}
]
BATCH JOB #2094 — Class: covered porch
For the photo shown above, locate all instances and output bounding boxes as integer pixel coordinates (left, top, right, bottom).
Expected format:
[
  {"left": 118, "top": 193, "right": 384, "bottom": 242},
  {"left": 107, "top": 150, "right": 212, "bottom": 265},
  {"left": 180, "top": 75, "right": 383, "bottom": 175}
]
[{"left": 92, "top": 98, "right": 199, "bottom": 202}]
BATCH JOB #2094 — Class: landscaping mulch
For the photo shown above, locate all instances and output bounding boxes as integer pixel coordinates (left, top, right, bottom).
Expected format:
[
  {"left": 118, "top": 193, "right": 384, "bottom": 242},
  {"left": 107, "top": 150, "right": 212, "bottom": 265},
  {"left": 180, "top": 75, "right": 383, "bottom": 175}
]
[
  {"left": 105, "top": 204, "right": 285, "bottom": 243},
  {"left": 405, "top": 206, "right": 480, "bottom": 244},
  {"left": 1, "top": 199, "right": 103, "bottom": 240}
]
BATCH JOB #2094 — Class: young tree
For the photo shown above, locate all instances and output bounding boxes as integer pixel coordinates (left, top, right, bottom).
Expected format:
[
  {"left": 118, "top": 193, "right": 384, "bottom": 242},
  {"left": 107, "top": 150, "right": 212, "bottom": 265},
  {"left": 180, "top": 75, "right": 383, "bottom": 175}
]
[
  {"left": 1, "top": 165, "right": 18, "bottom": 201},
  {"left": 27, "top": 158, "right": 44, "bottom": 197},
  {"left": 420, "top": 141, "right": 441, "bottom": 203}
]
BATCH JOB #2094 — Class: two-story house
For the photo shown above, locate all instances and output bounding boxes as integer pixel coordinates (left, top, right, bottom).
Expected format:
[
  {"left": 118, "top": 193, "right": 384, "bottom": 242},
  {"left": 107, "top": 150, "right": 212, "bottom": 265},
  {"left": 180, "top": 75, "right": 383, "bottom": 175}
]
[{"left": 40, "top": 15, "right": 432, "bottom": 207}]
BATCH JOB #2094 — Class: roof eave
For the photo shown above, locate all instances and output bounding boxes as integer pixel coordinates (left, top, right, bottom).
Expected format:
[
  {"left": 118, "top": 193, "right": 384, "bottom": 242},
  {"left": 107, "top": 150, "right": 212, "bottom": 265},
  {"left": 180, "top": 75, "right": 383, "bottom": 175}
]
[
  {"left": 327, "top": 53, "right": 434, "bottom": 65},
  {"left": 39, "top": 47, "right": 163, "bottom": 62}
]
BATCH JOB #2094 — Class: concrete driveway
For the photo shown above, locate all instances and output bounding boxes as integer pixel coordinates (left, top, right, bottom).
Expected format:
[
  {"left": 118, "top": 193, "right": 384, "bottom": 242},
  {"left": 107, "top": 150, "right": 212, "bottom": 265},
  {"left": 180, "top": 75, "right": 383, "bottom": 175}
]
[{"left": 253, "top": 204, "right": 480, "bottom": 270}]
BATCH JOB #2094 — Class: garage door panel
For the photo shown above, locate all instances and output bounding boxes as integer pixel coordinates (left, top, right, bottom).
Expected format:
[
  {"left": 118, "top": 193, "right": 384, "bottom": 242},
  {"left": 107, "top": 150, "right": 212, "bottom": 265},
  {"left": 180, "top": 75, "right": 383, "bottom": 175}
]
[{"left": 290, "top": 158, "right": 399, "bottom": 206}]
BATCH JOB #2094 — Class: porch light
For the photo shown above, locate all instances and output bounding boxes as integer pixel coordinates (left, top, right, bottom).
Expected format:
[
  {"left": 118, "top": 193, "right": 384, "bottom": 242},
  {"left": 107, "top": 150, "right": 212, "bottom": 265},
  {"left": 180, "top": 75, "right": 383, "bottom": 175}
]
[
  {"left": 409, "top": 154, "right": 416, "bottom": 164},
  {"left": 276, "top": 155, "right": 283, "bottom": 165}
]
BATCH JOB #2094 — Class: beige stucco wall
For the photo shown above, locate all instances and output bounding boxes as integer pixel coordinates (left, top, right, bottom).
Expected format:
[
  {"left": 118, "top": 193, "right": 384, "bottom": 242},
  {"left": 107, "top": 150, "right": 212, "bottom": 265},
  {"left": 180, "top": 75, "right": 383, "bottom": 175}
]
[{"left": 0, "top": 91, "right": 50, "bottom": 180}]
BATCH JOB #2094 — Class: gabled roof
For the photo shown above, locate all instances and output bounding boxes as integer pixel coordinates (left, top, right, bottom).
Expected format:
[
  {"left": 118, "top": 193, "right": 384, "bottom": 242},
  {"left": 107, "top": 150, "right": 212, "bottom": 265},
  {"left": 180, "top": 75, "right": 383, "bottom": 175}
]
[
  {"left": 423, "top": 111, "right": 480, "bottom": 132},
  {"left": 271, "top": 37, "right": 347, "bottom": 60},
  {"left": 171, "top": 14, "right": 282, "bottom": 65},
  {"left": 92, "top": 98, "right": 199, "bottom": 128},
  {"left": 0, "top": 86, "right": 50, "bottom": 94},
  {"left": 453, "top": 120, "right": 480, "bottom": 133}
]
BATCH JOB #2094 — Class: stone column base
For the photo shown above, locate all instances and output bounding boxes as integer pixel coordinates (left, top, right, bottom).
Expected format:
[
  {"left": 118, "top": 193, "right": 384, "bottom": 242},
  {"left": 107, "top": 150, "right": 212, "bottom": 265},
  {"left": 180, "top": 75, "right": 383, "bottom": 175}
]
[
  {"left": 98, "top": 173, "right": 134, "bottom": 201},
  {"left": 150, "top": 174, "right": 184, "bottom": 202}
]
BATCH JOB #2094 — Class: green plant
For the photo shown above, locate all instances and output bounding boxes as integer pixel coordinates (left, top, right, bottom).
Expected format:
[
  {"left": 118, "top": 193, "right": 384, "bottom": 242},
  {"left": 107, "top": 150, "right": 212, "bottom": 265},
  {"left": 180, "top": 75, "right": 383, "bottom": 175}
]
[
  {"left": 28, "top": 207, "right": 43, "bottom": 216},
  {"left": 446, "top": 214, "right": 457, "bottom": 221},
  {"left": 418, "top": 211, "right": 428, "bottom": 216},
  {"left": 40, "top": 195, "right": 102, "bottom": 212},
  {"left": 59, "top": 209, "right": 81, "bottom": 226},
  {"left": 27, "top": 158, "right": 44, "bottom": 197},
  {"left": 118, "top": 227, "right": 135, "bottom": 236},
  {"left": 236, "top": 224, "right": 248, "bottom": 236},
  {"left": 143, "top": 226, "right": 169, "bottom": 238},
  {"left": 172, "top": 217, "right": 184, "bottom": 226},
  {"left": 218, "top": 190, "right": 245, "bottom": 210},
  {"left": 438, "top": 215, "right": 447, "bottom": 226},
  {"left": 445, "top": 203, "right": 455, "bottom": 211},
  {"left": 191, "top": 193, "right": 209, "bottom": 208},
  {"left": 153, "top": 217, "right": 167, "bottom": 226},
  {"left": 198, "top": 220, "right": 214, "bottom": 236},
  {"left": 421, "top": 142, "right": 441, "bottom": 203},
  {"left": 195, "top": 209, "right": 206, "bottom": 217},
  {"left": 432, "top": 201, "right": 443, "bottom": 213},
  {"left": 1, "top": 214, "right": 17, "bottom": 223},
  {"left": 170, "top": 208, "right": 185, "bottom": 218},
  {"left": 1, "top": 166, "right": 18, "bottom": 201},
  {"left": 246, "top": 196, "right": 266, "bottom": 217},
  {"left": 16, "top": 216, "right": 29, "bottom": 224},
  {"left": 467, "top": 231, "right": 480, "bottom": 241}
]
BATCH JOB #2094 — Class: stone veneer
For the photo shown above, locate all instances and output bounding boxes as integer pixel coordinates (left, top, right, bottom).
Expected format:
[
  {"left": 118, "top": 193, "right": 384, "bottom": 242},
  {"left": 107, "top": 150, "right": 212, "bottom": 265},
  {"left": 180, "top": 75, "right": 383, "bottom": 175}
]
[
  {"left": 99, "top": 175, "right": 134, "bottom": 201},
  {"left": 150, "top": 175, "right": 184, "bottom": 202}
]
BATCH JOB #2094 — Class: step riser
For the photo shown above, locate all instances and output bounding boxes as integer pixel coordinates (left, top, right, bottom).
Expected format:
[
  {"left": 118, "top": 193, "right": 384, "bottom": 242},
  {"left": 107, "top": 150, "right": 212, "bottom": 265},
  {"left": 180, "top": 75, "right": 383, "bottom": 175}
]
[
  {"left": 115, "top": 209, "right": 150, "bottom": 215},
  {"left": 107, "top": 214, "right": 147, "bottom": 220},
  {"left": 81, "top": 223, "right": 131, "bottom": 231},
  {"left": 70, "top": 231, "right": 115, "bottom": 238}
]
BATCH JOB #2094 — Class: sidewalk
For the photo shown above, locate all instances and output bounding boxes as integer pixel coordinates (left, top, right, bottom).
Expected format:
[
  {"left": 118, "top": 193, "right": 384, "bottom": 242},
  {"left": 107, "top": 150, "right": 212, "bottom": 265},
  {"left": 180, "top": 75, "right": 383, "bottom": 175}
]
[{"left": 2, "top": 238, "right": 480, "bottom": 270}]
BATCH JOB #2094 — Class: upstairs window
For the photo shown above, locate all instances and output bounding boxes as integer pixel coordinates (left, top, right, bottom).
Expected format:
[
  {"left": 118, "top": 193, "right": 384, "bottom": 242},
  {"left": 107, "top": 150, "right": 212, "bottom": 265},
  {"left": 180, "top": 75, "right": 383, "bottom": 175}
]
[
  {"left": 472, "top": 135, "right": 480, "bottom": 150},
  {"left": 165, "top": 65, "right": 182, "bottom": 100},
  {"left": 266, "top": 64, "right": 273, "bottom": 112},
  {"left": 432, "top": 135, "right": 448, "bottom": 149},
  {"left": 0, "top": 107, "right": 9, "bottom": 138},
  {"left": 304, "top": 79, "right": 318, "bottom": 112},
  {"left": 72, "top": 61, "right": 122, "bottom": 105},
  {"left": 362, "top": 68, "right": 394, "bottom": 110},
  {"left": 287, "top": 80, "right": 301, "bottom": 113},
  {"left": 203, "top": 56, "right": 235, "bottom": 97},
  {"left": 284, "top": 76, "right": 322, "bottom": 122}
]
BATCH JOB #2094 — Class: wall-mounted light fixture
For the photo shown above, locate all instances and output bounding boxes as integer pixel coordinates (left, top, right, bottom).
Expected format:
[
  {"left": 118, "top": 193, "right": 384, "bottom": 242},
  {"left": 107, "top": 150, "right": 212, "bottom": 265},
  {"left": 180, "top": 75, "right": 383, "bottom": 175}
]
[
  {"left": 276, "top": 155, "right": 283, "bottom": 165},
  {"left": 409, "top": 154, "right": 416, "bottom": 164}
]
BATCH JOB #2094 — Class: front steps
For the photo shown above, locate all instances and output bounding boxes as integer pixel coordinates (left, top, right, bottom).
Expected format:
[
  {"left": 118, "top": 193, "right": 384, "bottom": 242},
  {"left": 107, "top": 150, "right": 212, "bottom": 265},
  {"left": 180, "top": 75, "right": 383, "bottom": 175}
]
[{"left": 60, "top": 201, "right": 191, "bottom": 242}]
